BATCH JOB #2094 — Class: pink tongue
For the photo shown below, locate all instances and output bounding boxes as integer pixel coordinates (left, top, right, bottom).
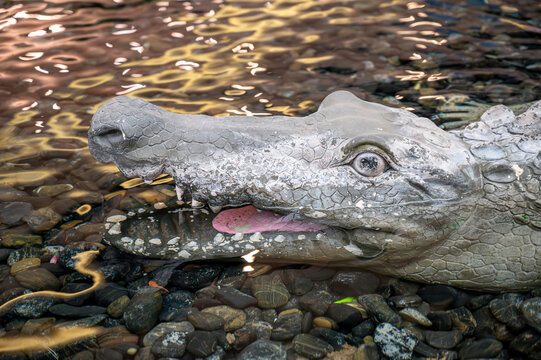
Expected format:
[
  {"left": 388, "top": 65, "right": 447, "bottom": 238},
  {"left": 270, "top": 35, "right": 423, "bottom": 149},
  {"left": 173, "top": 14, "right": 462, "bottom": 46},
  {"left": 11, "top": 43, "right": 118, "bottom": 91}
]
[{"left": 212, "top": 205, "right": 327, "bottom": 234}]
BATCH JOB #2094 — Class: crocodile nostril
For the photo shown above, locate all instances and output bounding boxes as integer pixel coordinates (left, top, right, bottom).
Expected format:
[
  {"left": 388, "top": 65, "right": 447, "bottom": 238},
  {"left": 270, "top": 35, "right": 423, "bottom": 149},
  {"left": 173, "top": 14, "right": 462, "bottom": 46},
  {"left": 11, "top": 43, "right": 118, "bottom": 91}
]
[{"left": 95, "top": 128, "right": 124, "bottom": 147}]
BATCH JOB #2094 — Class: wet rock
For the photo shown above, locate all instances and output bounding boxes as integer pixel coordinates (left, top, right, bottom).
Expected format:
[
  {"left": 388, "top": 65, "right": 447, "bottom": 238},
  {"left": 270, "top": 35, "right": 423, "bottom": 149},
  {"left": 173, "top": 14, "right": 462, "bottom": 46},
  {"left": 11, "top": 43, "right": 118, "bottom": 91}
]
[
  {"left": 458, "top": 338, "right": 503, "bottom": 359},
  {"left": 423, "top": 330, "right": 462, "bottom": 349},
  {"left": 293, "top": 333, "right": 334, "bottom": 359},
  {"left": 94, "top": 282, "right": 128, "bottom": 307},
  {"left": 329, "top": 271, "right": 380, "bottom": 296},
  {"left": 352, "top": 319, "right": 376, "bottom": 341},
  {"left": 261, "top": 308, "right": 277, "bottom": 324},
  {"left": 216, "top": 265, "right": 247, "bottom": 288},
  {"left": 399, "top": 308, "right": 432, "bottom": 327},
  {"left": 374, "top": 322, "right": 418, "bottom": 360},
  {"left": 310, "top": 327, "right": 346, "bottom": 350},
  {"left": 24, "top": 207, "right": 62, "bottom": 232},
  {"left": 142, "top": 321, "right": 195, "bottom": 346},
  {"left": 98, "top": 325, "right": 138, "bottom": 349},
  {"left": 245, "top": 306, "right": 262, "bottom": 322},
  {"left": 427, "top": 311, "right": 453, "bottom": 330},
  {"left": 123, "top": 290, "right": 163, "bottom": 334},
  {"left": 520, "top": 297, "right": 541, "bottom": 333},
  {"left": 151, "top": 331, "right": 186, "bottom": 358},
  {"left": 299, "top": 267, "right": 336, "bottom": 281},
  {"left": 358, "top": 294, "right": 402, "bottom": 327},
  {"left": 238, "top": 339, "right": 287, "bottom": 360},
  {"left": 159, "top": 290, "right": 194, "bottom": 321},
  {"left": 299, "top": 289, "right": 334, "bottom": 316},
  {"left": 271, "top": 309, "right": 302, "bottom": 341},
  {"left": 33, "top": 184, "right": 74, "bottom": 197},
  {"left": 188, "top": 310, "right": 225, "bottom": 330},
  {"left": 20, "top": 317, "right": 56, "bottom": 335},
  {"left": 0, "top": 185, "right": 28, "bottom": 202},
  {"left": 447, "top": 307, "right": 476, "bottom": 336},
  {"left": 15, "top": 267, "right": 60, "bottom": 291},
  {"left": 72, "top": 350, "right": 94, "bottom": 360},
  {"left": 281, "top": 269, "right": 313, "bottom": 295},
  {"left": 10, "top": 257, "right": 40, "bottom": 275},
  {"left": 95, "top": 348, "right": 123, "bottom": 360},
  {"left": 201, "top": 305, "right": 246, "bottom": 331},
  {"left": 12, "top": 296, "right": 58, "bottom": 318},
  {"left": 389, "top": 294, "right": 423, "bottom": 309},
  {"left": 215, "top": 286, "right": 257, "bottom": 309},
  {"left": 418, "top": 285, "right": 457, "bottom": 309},
  {"left": 509, "top": 330, "right": 541, "bottom": 357},
  {"left": 0, "top": 248, "right": 11, "bottom": 262},
  {"left": 326, "top": 303, "right": 364, "bottom": 328},
  {"left": 2, "top": 234, "right": 41, "bottom": 248},
  {"left": 252, "top": 273, "right": 291, "bottom": 309},
  {"left": 62, "top": 282, "right": 92, "bottom": 306},
  {"left": 107, "top": 295, "right": 130, "bottom": 318},
  {"left": 186, "top": 330, "right": 217, "bottom": 357},
  {"left": 7, "top": 247, "right": 41, "bottom": 266},
  {"left": 312, "top": 316, "right": 338, "bottom": 330},
  {"left": 232, "top": 327, "right": 257, "bottom": 351},
  {"left": 245, "top": 320, "right": 273, "bottom": 340},
  {"left": 169, "top": 265, "right": 223, "bottom": 290},
  {"left": 100, "top": 261, "right": 131, "bottom": 282},
  {"left": 49, "top": 304, "right": 106, "bottom": 317},
  {"left": 489, "top": 298, "right": 525, "bottom": 331},
  {"left": 0, "top": 202, "right": 32, "bottom": 226},
  {"left": 354, "top": 342, "right": 379, "bottom": 360},
  {"left": 389, "top": 279, "right": 419, "bottom": 296},
  {"left": 466, "top": 294, "right": 493, "bottom": 310}
]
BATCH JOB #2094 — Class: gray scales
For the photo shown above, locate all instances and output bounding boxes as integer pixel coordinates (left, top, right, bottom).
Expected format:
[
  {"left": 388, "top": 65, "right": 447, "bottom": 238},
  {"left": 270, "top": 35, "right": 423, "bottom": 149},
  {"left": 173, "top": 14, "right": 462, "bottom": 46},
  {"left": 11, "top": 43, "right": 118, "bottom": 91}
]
[{"left": 88, "top": 91, "right": 540, "bottom": 291}]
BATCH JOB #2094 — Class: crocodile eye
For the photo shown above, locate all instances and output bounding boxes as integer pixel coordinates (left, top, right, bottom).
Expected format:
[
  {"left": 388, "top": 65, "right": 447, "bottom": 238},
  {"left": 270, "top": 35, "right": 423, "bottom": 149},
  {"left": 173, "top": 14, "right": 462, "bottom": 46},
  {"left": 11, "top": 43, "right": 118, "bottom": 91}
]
[{"left": 352, "top": 152, "right": 387, "bottom": 177}]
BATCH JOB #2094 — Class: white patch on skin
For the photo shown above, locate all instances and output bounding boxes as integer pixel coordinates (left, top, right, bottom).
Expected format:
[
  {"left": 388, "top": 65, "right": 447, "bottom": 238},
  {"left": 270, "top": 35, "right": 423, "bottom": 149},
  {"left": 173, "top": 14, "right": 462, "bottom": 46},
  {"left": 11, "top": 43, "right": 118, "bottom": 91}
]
[
  {"left": 249, "top": 232, "right": 263, "bottom": 242},
  {"left": 134, "top": 239, "right": 144, "bottom": 247},
  {"left": 108, "top": 223, "right": 122, "bottom": 235},
  {"left": 149, "top": 238, "right": 162, "bottom": 245},
  {"left": 306, "top": 211, "right": 326, "bottom": 218},
  {"left": 232, "top": 233, "right": 244, "bottom": 241},
  {"left": 214, "top": 233, "right": 225, "bottom": 244},
  {"left": 511, "top": 164, "right": 523, "bottom": 178},
  {"left": 274, "top": 235, "right": 285, "bottom": 243},
  {"left": 153, "top": 202, "right": 167, "bottom": 210},
  {"left": 344, "top": 244, "right": 364, "bottom": 256},
  {"left": 168, "top": 237, "right": 180, "bottom": 245},
  {"left": 106, "top": 215, "right": 127, "bottom": 223},
  {"left": 179, "top": 250, "right": 191, "bottom": 258},
  {"left": 356, "top": 200, "right": 364, "bottom": 209}
]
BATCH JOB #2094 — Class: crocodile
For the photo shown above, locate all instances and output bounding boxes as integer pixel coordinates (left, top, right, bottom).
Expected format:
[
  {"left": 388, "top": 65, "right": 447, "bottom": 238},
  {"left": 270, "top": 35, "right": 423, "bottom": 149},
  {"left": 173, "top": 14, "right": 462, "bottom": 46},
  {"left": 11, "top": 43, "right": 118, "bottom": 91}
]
[{"left": 88, "top": 91, "right": 541, "bottom": 291}]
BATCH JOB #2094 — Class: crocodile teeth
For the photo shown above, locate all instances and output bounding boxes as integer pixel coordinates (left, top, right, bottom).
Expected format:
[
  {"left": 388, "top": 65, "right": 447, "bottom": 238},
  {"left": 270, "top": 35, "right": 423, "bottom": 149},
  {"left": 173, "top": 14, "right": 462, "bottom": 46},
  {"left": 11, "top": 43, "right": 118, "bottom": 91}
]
[
  {"left": 191, "top": 199, "right": 204, "bottom": 208},
  {"left": 209, "top": 205, "right": 223, "bottom": 213},
  {"left": 175, "top": 185, "right": 184, "bottom": 201}
]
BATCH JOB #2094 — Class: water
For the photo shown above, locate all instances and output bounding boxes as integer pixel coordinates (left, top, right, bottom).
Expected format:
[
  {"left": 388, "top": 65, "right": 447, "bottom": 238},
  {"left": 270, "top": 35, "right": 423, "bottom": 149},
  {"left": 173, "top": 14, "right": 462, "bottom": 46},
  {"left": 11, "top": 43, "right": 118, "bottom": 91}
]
[{"left": 0, "top": 0, "right": 540, "bottom": 358}]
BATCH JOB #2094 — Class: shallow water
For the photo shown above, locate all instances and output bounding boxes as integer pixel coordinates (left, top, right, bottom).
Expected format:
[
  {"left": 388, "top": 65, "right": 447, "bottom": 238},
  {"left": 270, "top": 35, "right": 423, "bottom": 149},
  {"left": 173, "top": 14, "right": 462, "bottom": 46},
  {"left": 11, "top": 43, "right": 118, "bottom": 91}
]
[{"left": 0, "top": 0, "right": 540, "bottom": 358}]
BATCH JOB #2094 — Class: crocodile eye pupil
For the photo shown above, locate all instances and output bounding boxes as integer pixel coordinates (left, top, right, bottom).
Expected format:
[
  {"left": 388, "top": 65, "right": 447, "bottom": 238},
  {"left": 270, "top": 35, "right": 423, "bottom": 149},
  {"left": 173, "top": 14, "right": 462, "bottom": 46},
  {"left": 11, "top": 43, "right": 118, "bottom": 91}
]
[{"left": 352, "top": 152, "right": 387, "bottom": 177}]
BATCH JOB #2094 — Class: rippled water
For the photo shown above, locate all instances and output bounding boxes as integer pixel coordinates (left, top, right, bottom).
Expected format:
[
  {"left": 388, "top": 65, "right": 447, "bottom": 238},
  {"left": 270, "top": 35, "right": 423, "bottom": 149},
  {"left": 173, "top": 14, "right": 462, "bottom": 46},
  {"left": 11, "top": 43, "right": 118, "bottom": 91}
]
[{"left": 0, "top": 0, "right": 540, "bottom": 356}]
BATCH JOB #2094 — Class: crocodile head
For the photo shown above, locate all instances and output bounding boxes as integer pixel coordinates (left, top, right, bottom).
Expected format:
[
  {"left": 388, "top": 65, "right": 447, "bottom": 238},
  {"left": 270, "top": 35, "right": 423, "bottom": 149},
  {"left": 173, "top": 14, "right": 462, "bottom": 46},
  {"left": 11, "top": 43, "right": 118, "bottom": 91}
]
[{"left": 89, "top": 91, "right": 540, "bottom": 290}]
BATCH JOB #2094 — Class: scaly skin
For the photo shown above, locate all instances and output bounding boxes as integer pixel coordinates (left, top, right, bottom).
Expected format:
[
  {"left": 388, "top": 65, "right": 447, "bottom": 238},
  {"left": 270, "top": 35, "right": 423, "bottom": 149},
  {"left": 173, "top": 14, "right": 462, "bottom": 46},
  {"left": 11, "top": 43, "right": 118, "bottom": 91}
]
[{"left": 88, "top": 91, "right": 540, "bottom": 291}]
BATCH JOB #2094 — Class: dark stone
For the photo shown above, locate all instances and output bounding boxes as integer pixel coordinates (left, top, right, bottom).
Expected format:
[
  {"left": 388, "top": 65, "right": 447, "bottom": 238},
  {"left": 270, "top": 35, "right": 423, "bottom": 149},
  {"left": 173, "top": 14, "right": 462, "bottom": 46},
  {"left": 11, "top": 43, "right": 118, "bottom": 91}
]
[
  {"left": 215, "top": 286, "right": 257, "bottom": 309},
  {"left": 107, "top": 295, "right": 130, "bottom": 318},
  {"left": 447, "top": 307, "right": 476, "bottom": 336},
  {"left": 0, "top": 248, "right": 11, "bottom": 262},
  {"left": 159, "top": 290, "right": 194, "bottom": 321},
  {"left": 418, "top": 285, "right": 457, "bottom": 309},
  {"left": 15, "top": 267, "right": 61, "bottom": 291},
  {"left": 0, "top": 202, "right": 32, "bottom": 226},
  {"left": 489, "top": 298, "right": 525, "bottom": 331},
  {"left": 472, "top": 306, "right": 498, "bottom": 338},
  {"left": 302, "top": 311, "right": 313, "bottom": 333},
  {"left": 261, "top": 309, "right": 277, "bottom": 324},
  {"left": 309, "top": 327, "right": 346, "bottom": 350},
  {"left": 49, "top": 304, "right": 106, "bottom": 318},
  {"left": 238, "top": 340, "right": 287, "bottom": 360},
  {"left": 169, "top": 265, "right": 223, "bottom": 290},
  {"left": 71, "top": 350, "right": 94, "bottom": 360},
  {"left": 373, "top": 322, "right": 418, "bottom": 360},
  {"left": 252, "top": 273, "right": 291, "bottom": 309},
  {"left": 389, "top": 295, "right": 422, "bottom": 309},
  {"left": 354, "top": 342, "right": 379, "bottom": 360},
  {"left": 95, "top": 348, "right": 123, "bottom": 360},
  {"left": 57, "top": 247, "right": 86, "bottom": 269},
  {"left": 292, "top": 333, "right": 333, "bottom": 359},
  {"left": 329, "top": 271, "right": 380, "bottom": 296},
  {"left": 271, "top": 310, "right": 302, "bottom": 341},
  {"left": 186, "top": 330, "right": 217, "bottom": 357},
  {"left": 12, "top": 296, "right": 58, "bottom": 318},
  {"left": 61, "top": 282, "right": 92, "bottom": 306},
  {"left": 423, "top": 330, "right": 462, "bottom": 349},
  {"left": 458, "top": 338, "right": 503, "bottom": 359},
  {"left": 358, "top": 294, "right": 402, "bottom": 327},
  {"left": 299, "top": 267, "right": 336, "bottom": 281},
  {"left": 233, "top": 327, "right": 257, "bottom": 351},
  {"left": 94, "top": 283, "right": 129, "bottom": 307},
  {"left": 216, "top": 265, "right": 247, "bottom": 289},
  {"left": 100, "top": 261, "right": 132, "bottom": 282},
  {"left": 123, "top": 290, "right": 163, "bottom": 334},
  {"left": 188, "top": 311, "right": 225, "bottom": 330},
  {"left": 245, "top": 306, "right": 262, "bottom": 322},
  {"left": 352, "top": 319, "right": 375, "bottom": 339},
  {"left": 509, "top": 330, "right": 541, "bottom": 356},
  {"left": 2, "top": 234, "right": 41, "bottom": 248},
  {"left": 414, "top": 342, "right": 457, "bottom": 359},
  {"left": 7, "top": 247, "right": 41, "bottom": 266},
  {"left": 427, "top": 311, "right": 453, "bottom": 330},
  {"left": 389, "top": 279, "right": 419, "bottom": 296},
  {"left": 466, "top": 294, "right": 493, "bottom": 310},
  {"left": 299, "top": 289, "right": 334, "bottom": 316},
  {"left": 520, "top": 297, "right": 541, "bottom": 333},
  {"left": 281, "top": 269, "right": 313, "bottom": 296},
  {"left": 151, "top": 331, "right": 186, "bottom": 358},
  {"left": 326, "top": 303, "right": 364, "bottom": 328},
  {"left": 245, "top": 320, "right": 273, "bottom": 340}
]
